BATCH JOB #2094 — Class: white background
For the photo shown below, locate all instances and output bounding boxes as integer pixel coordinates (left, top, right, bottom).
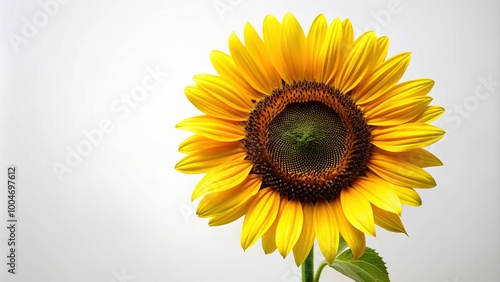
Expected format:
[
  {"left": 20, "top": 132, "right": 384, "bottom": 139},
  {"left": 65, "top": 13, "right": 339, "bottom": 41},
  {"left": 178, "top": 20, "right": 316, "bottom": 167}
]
[{"left": 0, "top": 0, "right": 498, "bottom": 281}]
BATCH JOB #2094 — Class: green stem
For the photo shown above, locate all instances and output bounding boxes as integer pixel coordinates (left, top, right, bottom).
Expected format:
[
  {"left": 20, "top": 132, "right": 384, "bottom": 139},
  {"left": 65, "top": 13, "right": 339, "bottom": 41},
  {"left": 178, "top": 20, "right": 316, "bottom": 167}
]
[
  {"left": 313, "top": 261, "right": 328, "bottom": 282},
  {"left": 302, "top": 247, "right": 314, "bottom": 282}
]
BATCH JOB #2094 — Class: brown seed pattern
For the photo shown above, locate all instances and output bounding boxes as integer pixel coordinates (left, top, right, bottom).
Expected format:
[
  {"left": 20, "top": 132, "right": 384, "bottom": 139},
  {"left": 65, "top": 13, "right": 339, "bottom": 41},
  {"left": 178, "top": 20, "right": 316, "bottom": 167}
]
[{"left": 244, "top": 81, "right": 372, "bottom": 203}]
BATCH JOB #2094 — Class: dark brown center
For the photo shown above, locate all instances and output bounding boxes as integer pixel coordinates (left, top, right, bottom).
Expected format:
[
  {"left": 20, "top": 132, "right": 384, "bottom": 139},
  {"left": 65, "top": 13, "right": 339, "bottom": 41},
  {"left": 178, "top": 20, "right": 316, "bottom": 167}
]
[{"left": 244, "top": 81, "right": 371, "bottom": 202}]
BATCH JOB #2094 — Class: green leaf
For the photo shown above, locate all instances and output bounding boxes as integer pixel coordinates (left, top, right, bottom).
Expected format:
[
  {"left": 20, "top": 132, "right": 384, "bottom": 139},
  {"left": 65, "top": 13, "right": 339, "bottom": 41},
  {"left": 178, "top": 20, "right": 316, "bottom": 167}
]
[{"left": 331, "top": 247, "right": 389, "bottom": 282}]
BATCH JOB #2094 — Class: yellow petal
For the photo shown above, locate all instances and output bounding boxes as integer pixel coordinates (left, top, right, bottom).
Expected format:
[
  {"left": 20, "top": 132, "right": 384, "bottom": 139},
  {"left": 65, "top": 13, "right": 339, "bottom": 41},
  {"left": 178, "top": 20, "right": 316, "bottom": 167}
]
[
  {"left": 318, "top": 18, "right": 342, "bottom": 84},
  {"left": 191, "top": 159, "right": 253, "bottom": 200},
  {"left": 175, "top": 145, "right": 246, "bottom": 174},
  {"left": 341, "top": 19, "right": 354, "bottom": 54},
  {"left": 372, "top": 123, "right": 445, "bottom": 152},
  {"left": 209, "top": 50, "right": 262, "bottom": 100},
  {"left": 332, "top": 198, "right": 366, "bottom": 259},
  {"left": 196, "top": 174, "right": 261, "bottom": 217},
  {"left": 306, "top": 14, "right": 328, "bottom": 80},
  {"left": 193, "top": 74, "right": 254, "bottom": 112},
  {"left": 313, "top": 199, "right": 339, "bottom": 265},
  {"left": 243, "top": 22, "right": 281, "bottom": 90},
  {"left": 262, "top": 198, "right": 287, "bottom": 254},
  {"left": 185, "top": 85, "right": 249, "bottom": 121},
  {"left": 412, "top": 105, "right": 445, "bottom": 123},
  {"left": 292, "top": 202, "right": 315, "bottom": 266},
  {"left": 353, "top": 52, "right": 412, "bottom": 104},
  {"left": 176, "top": 115, "right": 245, "bottom": 142},
  {"left": 281, "top": 12, "right": 307, "bottom": 82},
  {"left": 276, "top": 200, "right": 303, "bottom": 257},
  {"left": 374, "top": 36, "right": 389, "bottom": 66},
  {"left": 373, "top": 147, "right": 443, "bottom": 168},
  {"left": 229, "top": 32, "right": 274, "bottom": 94},
  {"left": 209, "top": 196, "right": 253, "bottom": 226},
  {"left": 241, "top": 188, "right": 281, "bottom": 250},
  {"left": 365, "top": 79, "right": 435, "bottom": 111},
  {"left": 365, "top": 96, "right": 432, "bottom": 126},
  {"left": 178, "top": 135, "right": 238, "bottom": 154},
  {"left": 333, "top": 31, "right": 376, "bottom": 93},
  {"left": 367, "top": 153, "right": 437, "bottom": 188},
  {"left": 340, "top": 188, "right": 376, "bottom": 236},
  {"left": 372, "top": 205, "right": 407, "bottom": 234},
  {"left": 390, "top": 185, "right": 422, "bottom": 207},
  {"left": 263, "top": 14, "right": 289, "bottom": 83},
  {"left": 352, "top": 176, "right": 402, "bottom": 216}
]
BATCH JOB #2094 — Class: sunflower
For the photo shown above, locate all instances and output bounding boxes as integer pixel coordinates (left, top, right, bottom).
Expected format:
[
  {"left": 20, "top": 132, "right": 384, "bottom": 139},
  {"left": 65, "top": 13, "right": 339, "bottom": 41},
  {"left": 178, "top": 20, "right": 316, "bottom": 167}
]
[{"left": 176, "top": 13, "right": 444, "bottom": 266}]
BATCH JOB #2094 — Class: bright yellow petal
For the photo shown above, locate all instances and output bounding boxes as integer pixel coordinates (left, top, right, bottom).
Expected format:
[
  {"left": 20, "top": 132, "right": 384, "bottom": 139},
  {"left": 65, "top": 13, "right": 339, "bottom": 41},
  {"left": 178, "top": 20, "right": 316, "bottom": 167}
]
[
  {"left": 412, "top": 105, "right": 445, "bottom": 123},
  {"left": 341, "top": 19, "right": 354, "bottom": 54},
  {"left": 306, "top": 14, "right": 328, "bottom": 80},
  {"left": 185, "top": 85, "right": 249, "bottom": 121},
  {"left": 196, "top": 174, "right": 261, "bottom": 217},
  {"left": 229, "top": 32, "right": 274, "bottom": 94},
  {"left": 365, "top": 96, "right": 432, "bottom": 126},
  {"left": 281, "top": 12, "right": 307, "bottom": 82},
  {"left": 276, "top": 200, "right": 303, "bottom": 257},
  {"left": 333, "top": 31, "right": 376, "bottom": 93},
  {"left": 263, "top": 14, "right": 289, "bottom": 83},
  {"left": 373, "top": 147, "right": 443, "bottom": 168},
  {"left": 241, "top": 188, "right": 281, "bottom": 250},
  {"left": 193, "top": 74, "right": 254, "bottom": 112},
  {"left": 191, "top": 159, "right": 253, "bottom": 200},
  {"left": 365, "top": 79, "right": 435, "bottom": 112},
  {"left": 372, "top": 205, "right": 407, "bottom": 234},
  {"left": 367, "top": 153, "right": 437, "bottom": 188},
  {"left": 372, "top": 123, "right": 445, "bottom": 152},
  {"left": 390, "top": 185, "right": 422, "bottom": 207},
  {"left": 243, "top": 22, "right": 281, "bottom": 90},
  {"left": 209, "top": 50, "right": 262, "bottom": 100},
  {"left": 340, "top": 188, "right": 376, "bottom": 236},
  {"left": 353, "top": 52, "right": 412, "bottom": 104},
  {"left": 374, "top": 36, "right": 389, "bottom": 66},
  {"left": 175, "top": 145, "right": 246, "bottom": 174},
  {"left": 317, "top": 18, "right": 342, "bottom": 84},
  {"left": 313, "top": 199, "right": 339, "bottom": 265},
  {"left": 352, "top": 176, "right": 402, "bottom": 216},
  {"left": 292, "top": 202, "right": 315, "bottom": 266},
  {"left": 262, "top": 198, "right": 286, "bottom": 254},
  {"left": 209, "top": 196, "right": 254, "bottom": 226},
  {"left": 178, "top": 135, "right": 237, "bottom": 154},
  {"left": 332, "top": 198, "right": 366, "bottom": 259},
  {"left": 176, "top": 115, "right": 245, "bottom": 142}
]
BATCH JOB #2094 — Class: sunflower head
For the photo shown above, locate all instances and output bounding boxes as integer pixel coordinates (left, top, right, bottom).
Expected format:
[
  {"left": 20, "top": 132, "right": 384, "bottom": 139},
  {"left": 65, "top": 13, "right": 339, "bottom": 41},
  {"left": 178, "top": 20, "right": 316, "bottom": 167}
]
[{"left": 176, "top": 13, "right": 444, "bottom": 266}]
